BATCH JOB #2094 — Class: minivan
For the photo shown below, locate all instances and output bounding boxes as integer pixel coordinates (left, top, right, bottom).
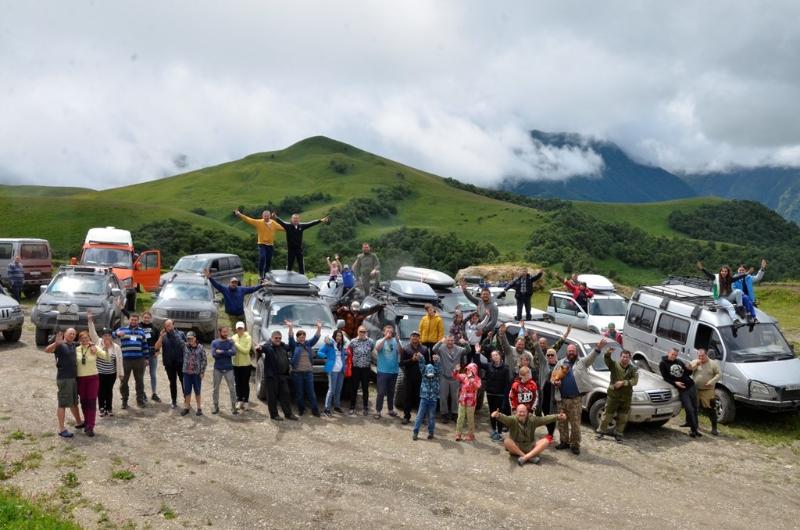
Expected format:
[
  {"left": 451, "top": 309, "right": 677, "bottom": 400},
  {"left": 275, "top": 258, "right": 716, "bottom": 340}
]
[
  {"left": 624, "top": 277, "right": 800, "bottom": 423},
  {"left": 0, "top": 238, "right": 53, "bottom": 298}
]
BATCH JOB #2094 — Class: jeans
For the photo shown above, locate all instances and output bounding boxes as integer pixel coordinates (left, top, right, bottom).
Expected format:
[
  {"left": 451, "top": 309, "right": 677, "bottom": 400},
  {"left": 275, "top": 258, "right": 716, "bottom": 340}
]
[
  {"left": 9, "top": 283, "right": 22, "bottom": 302},
  {"left": 146, "top": 355, "right": 158, "bottom": 395},
  {"left": 325, "top": 370, "right": 345, "bottom": 410},
  {"left": 515, "top": 295, "right": 532, "bottom": 320},
  {"left": 439, "top": 376, "right": 459, "bottom": 416},
  {"left": 350, "top": 366, "right": 371, "bottom": 410},
  {"left": 375, "top": 372, "right": 398, "bottom": 413},
  {"left": 680, "top": 385, "right": 699, "bottom": 432},
  {"left": 292, "top": 371, "right": 318, "bottom": 414},
  {"left": 98, "top": 373, "right": 116, "bottom": 413},
  {"left": 413, "top": 398, "right": 437, "bottom": 435},
  {"left": 164, "top": 365, "right": 183, "bottom": 403},
  {"left": 233, "top": 366, "right": 251, "bottom": 403},
  {"left": 77, "top": 374, "right": 99, "bottom": 431},
  {"left": 257, "top": 244, "right": 274, "bottom": 278},
  {"left": 266, "top": 376, "right": 293, "bottom": 418},
  {"left": 717, "top": 290, "right": 744, "bottom": 320},
  {"left": 213, "top": 369, "right": 237, "bottom": 410},
  {"left": 403, "top": 370, "right": 421, "bottom": 420},
  {"left": 286, "top": 248, "right": 305, "bottom": 274},
  {"left": 120, "top": 357, "right": 146, "bottom": 404}
]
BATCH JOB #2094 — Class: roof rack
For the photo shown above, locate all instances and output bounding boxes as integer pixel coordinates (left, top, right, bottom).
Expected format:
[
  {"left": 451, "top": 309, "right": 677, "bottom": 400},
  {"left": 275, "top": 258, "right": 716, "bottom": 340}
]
[{"left": 637, "top": 276, "right": 717, "bottom": 309}]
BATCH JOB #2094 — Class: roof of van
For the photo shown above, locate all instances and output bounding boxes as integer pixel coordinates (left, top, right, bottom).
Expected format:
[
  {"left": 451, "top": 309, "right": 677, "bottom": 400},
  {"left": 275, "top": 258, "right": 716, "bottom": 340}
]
[
  {"left": 633, "top": 287, "right": 777, "bottom": 326},
  {"left": 0, "top": 238, "right": 50, "bottom": 244},
  {"left": 177, "top": 253, "right": 239, "bottom": 260},
  {"left": 84, "top": 227, "right": 132, "bottom": 246}
]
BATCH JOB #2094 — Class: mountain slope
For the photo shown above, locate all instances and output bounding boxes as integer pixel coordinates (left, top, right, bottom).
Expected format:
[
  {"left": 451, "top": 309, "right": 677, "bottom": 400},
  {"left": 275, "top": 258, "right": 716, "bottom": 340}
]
[{"left": 503, "top": 130, "right": 697, "bottom": 202}]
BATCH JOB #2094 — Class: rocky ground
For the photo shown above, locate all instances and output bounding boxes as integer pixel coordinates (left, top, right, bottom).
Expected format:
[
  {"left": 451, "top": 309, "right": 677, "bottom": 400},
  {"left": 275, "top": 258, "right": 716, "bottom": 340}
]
[{"left": 1, "top": 327, "right": 799, "bottom": 529}]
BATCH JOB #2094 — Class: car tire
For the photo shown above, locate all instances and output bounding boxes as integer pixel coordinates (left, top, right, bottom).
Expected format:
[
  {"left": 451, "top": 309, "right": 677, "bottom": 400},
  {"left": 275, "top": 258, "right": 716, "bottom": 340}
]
[
  {"left": 394, "top": 370, "right": 407, "bottom": 410},
  {"left": 588, "top": 397, "right": 610, "bottom": 430},
  {"left": 715, "top": 387, "right": 736, "bottom": 424},
  {"left": 35, "top": 327, "right": 50, "bottom": 347},
  {"left": 633, "top": 356, "right": 651, "bottom": 372},
  {"left": 256, "top": 357, "right": 267, "bottom": 401},
  {"left": 3, "top": 327, "right": 22, "bottom": 343}
]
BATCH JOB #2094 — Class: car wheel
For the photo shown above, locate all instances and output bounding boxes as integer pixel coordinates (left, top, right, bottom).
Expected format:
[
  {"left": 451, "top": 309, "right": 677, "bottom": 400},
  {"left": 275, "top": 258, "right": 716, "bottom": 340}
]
[
  {"left": 3, "top": 327, "right": 22, "bottom": 342},
  {"left": 35, "top": 327, "right": 50, "bottom": 347},
  {"left": 633, "top": 356, "right": 651, "bottom": 372},
  {"left": 588, "top": 397, "right": 610, "bottom": 430},
  {"left": 256, "top": 357, "right": 266, "bottom": 401},
  {"left": 715, "top": 387, "right": 736, "bottom": 424},
  {"left": 394, "top": 370, "right": 407, "bottom": 410}
]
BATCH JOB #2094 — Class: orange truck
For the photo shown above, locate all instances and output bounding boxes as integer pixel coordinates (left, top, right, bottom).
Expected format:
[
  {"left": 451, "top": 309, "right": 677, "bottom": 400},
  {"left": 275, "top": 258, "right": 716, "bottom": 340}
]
[{"left": 79, "top": 227, "right": 161, "bottom": 310}]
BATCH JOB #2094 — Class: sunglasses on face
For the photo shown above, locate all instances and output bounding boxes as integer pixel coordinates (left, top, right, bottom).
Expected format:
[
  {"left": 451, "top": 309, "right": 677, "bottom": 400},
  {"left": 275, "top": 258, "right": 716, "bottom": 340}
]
[{"left": 546, "top": 354, "right": 556, "bottom": 357}]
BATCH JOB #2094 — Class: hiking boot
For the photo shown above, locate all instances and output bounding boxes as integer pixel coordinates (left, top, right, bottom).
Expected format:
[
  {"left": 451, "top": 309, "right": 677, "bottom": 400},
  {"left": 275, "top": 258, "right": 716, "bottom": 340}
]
[
  {"left": 151, "top": 393, "right": 161, "bottom": 403},
  {"left": 614, "top": 434, "right": 624, "bottom": 444},
  {"left": 180, "top": 409, "right": 190, "bottom": 416},
  {"left": 196, "top": 409, "right": 203, "bottom": 416},
  {"left": 571, "top": 446, "right": 581, "bottom": 455},
  {"left": 530, "top": 456, "right": 542, "bottom": 465},
  {"left": 595, "top": 432, "right": 605, "bottom": 441},
  {"left": 555, "top": 442, "right": 570, "bottom": 450},
  {"left": 412, "top": 431, "right": 419, "bottom": 441},
  {"left": 348, "top": 408, "right": 356, "bottom": 415},
  {"left": 85, "top": 429, "right": 95, "bottom": 438},
  {"left": 517, "top": 457, "right": 527, "bottom": 466},
  {"left": 212, "top": 405, "right": 220, "bottom": 414},
  {"left": 402, "top": 417, "right": 410, "bottom": 425},
  {"left": 427, "top": 433, "right": 434, "bottom": 440}
]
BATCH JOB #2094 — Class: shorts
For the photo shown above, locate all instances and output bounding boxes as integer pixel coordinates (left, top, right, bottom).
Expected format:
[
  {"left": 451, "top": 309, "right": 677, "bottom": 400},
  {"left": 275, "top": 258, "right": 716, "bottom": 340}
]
[
  {"left": 183, "top": 373, "right": 202, "bottom": 396},
  {"left": 697, "top": 388, "right": 716, "bottom": 408},
  {"left": 57, "top": 378, "right": 78, "bottom": 408}
]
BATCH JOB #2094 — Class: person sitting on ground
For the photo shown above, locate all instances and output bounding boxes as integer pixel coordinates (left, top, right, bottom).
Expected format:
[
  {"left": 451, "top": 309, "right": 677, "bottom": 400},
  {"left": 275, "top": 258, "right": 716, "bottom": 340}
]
[
  {"left": 500, "top": 268, "right": 544, "bottom": 321},
  {"left": 453, "top": 363, "right": 482, "bottom": 442},
  {"left": 733, "top": 258, "right": 767, "bottom": 306},
  {"left": 335, "top": 300, "right": 384, "bottom": 339},
  {"left": 690, "top": 348, "right": 721, "bottom": 436},
  {"left": 492, "top": 405, "right": 566, "bottom": 466},
  {"left": 563, "top": 274, "right": 594, "bottom": 312},
  {"left": 326, "top": 254, "right": 342, "bottom": 288},
  {"left": 509, "top": 365, "right": 538, "bottom": 415},
  {"left": 205, "top": 270, "right": 264, "bottom": 329},
  {"left": 479, "top": 348, "right": 511, "bottom": 441},
  {"left": 412, "top": 354, "right": 441, "bottom": 441},
  {"left": 697, "top": 262, "right": 755, "bottom": 324},
  {"left": 596, "top": 348, "right": 638, "bottom": 443},
  {"left": 181, "top": 331, "right": 207, "bottom": 416},
  {"left": 45, "top": 329, "right": 84, "bottom": 438},
  {"left": 603, "top": 322, "right": 623, "bottom": 346}
]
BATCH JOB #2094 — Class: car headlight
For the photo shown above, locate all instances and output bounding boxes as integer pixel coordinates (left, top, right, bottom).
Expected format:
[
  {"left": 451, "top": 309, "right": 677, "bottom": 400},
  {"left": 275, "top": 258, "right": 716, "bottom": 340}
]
[
  {"left": 37, "top": 304, "right": 54, "bottom": 312},
  {"left": 11, "top": 305, "right": 22, "bottom": 314},
  {"left": 152, "top": 308, "right": 167, "bottom": 318},
  {"left": 749, "top": 381, "right": 776, "bottom": 399},
  {"left": 198, "top": 311, "right": 212, "bottom": 319},
  {"left": 631, "top": 391, "right": 649, "bottom": 403}
]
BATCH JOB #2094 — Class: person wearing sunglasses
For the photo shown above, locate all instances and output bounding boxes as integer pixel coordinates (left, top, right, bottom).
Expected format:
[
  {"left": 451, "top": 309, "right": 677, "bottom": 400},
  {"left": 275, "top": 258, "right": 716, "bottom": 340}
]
[
  {"left": 75, "top": 330, "right": 109, "bottom": 437},
  {"left": 347, "top": 326, "right": 375, "bottom": 415}
]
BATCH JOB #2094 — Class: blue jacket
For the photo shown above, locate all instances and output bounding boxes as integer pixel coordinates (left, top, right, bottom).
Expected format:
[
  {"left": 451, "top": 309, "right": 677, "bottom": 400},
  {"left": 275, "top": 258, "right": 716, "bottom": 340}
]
[
  {"left": 211, "top": 337, "right": 235, "bottom": 371},
  {"left": 733, "top": 269, "right": 764, "bottom": 303},
  {"left": 209, "top": 277, "right": 260, "bottom": 315},
  {"left": 318, "top": 338, "right": 347, "bottom": 373},
  {"left": 419, "top": 360, "right": 441, "bottom": 400},
  {"left": 342, "top": 270, "right": 355, "bottom": 289},
  {"left": 7, "top": 262, "right": 24, "bottom": 287},
  {"left": 288, "top": 333, "right": 320, "bottom": 371}
]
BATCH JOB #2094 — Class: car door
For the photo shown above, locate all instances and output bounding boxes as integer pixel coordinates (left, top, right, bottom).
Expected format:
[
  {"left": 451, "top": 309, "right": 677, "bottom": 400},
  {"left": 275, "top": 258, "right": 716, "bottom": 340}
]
[
  {"left": 550, "top": 293, "right": 584, "bottom": 329},
  {"left": 133, "top": 250, "right": 161, "bottom": 292}
]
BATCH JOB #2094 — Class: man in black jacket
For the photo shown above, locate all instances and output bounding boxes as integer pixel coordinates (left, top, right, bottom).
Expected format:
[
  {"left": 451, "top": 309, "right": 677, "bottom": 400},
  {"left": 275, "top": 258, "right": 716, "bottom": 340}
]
[
  {"left": 155, "top": 320, "right": 185, "bottom": 408},
  {"left": 257, "top": 330, "right": 298, "bottom": 421},
  {"left": 399, "top": 331, "right": 431, "bottom": 425},
  {"left": 274, "top": 213, "right": 330, "bottom": 274},
  {"left": 500, "top": 269, "right": 543, "bottom": 321},
  {"left": 659, "top": 348, "right": 700, "bottom": 437}
]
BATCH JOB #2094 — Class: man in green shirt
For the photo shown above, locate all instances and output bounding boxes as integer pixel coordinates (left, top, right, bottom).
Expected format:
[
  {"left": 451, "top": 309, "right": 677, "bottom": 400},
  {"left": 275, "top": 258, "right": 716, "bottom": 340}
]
[
  {"left": 492, "top": 404, "right": 565, "bottom": 466},
  {"left": 596, "top": 348, "right": 638, "bottom": 443}
]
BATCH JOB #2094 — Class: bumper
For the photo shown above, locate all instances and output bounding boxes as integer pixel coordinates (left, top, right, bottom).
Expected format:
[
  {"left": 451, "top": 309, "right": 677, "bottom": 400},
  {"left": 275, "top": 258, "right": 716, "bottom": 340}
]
[
  {"left": 31, "top": 310, "right": 108, "bottom": 331},
  {"left": 627, "top": 402, "right": 682, "bottom": 423},
  {"left": 0, "top": 314, "right": 24, "bottom": 331},
  {"left": 735, "top": 395, "right": 800, "bottom": 412},
  {"left": 152, "top": 316, "right": 216, "bottom": 335}
]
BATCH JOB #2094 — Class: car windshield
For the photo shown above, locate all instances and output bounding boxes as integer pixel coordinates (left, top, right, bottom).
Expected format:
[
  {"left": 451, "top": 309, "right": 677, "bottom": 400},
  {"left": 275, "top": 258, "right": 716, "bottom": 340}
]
[
  {"left": 171, "top": 257, "right": 207, "bottom": 273},
  {"left": 48, "top": 275, "right": 106, "bottom": 296},
  {"left": 439, "top": 293, "right": 477, "bottom": 313},
  {"left": 718, "top": 324, "right": 795, "bottom": 362},
  {"left": 81, "top": 248, "right": 132, "bottom": 269},
  {"left": 269, "top": 302, "right": 336, "bottom": 327},
  {"left": 159, "top": 283, "right": 212, "bottom": 301},
  {"left": 494, "top": 289, "right": 516, "bottom": 307},
  {"left": 588, "top": 298, "right": 628, "bottom": 316},
  {"left": 582, "top": 341, "right": 626, "bottom": 371}
]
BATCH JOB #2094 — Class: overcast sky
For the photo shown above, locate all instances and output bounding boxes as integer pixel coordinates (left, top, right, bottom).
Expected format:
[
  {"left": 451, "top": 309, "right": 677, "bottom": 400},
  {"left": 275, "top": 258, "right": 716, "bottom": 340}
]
[{"left": 1, "top": 1, "right": 799, "bottom": 189}]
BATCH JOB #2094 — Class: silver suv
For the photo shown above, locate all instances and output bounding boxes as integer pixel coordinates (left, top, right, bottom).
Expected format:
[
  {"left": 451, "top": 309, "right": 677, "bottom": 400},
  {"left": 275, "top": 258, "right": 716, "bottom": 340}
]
[
  {"left": 0, "top": 285, "right": 24, "bottom": 342},
  {"left": 31, "top": 266, "right": 125, "bottom": 346},
  {"left": 150, "top": 276, "right": 218, "bottom": 342},
  {"left": 503, "top": 321, "right": 682, "bottom": 429}
]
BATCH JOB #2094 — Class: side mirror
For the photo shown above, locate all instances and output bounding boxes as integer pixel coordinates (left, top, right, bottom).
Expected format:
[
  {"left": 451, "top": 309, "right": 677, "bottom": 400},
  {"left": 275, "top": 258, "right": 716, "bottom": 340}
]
[
  {"left": 577, "top": 313, "right": 586, "bottom": 319},
  {"left": 111, "top": 288, "right": 122, "bottom": 297},
  {"left": 40, "top": 285, "right": 48, "bottom": 294},
  {"left": 336, "top": 319, "right": 345, "bottom": 330}
]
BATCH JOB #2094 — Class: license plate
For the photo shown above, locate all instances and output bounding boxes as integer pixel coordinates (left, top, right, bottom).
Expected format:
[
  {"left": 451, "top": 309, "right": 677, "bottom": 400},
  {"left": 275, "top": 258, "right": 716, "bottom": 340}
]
[
  {"left": 30, "top": 271, "right": 41, "bottom": 276},
  {"left": 175, "top": 322, "right": 192, "bottom": 328},
  {"left": 656, "top": 407, "right": 673, "bottom": 415},
  {"left": 58, "top": 314, "right": 79, "bottom": 321}
]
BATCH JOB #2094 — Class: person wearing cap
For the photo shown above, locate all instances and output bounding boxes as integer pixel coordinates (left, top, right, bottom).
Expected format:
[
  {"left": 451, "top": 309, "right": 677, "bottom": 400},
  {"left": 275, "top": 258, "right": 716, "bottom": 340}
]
[
  {"left": 351, "top": 242, "right": 380, "bottom": 295},
  {"left": 205, "top": 269, "right": 263, "bottom": 329},
  {"left": 155, "top": 319, "right": 186, "bottom": 408},
  {"left": 335, "top": 299, "right": 384, "bottom": 338},
  {"left": 88, "top": 311, "right": 123, "bottom": 417},
  {"left": 256, "top": 330, "right": 297, "bottom": 421},
  {"left": 234, "top": 208, "right": 285, "bottom": 279},
  {"left": 211, "top": 326, "right": 238, "bottom": 415},
  {"left": 273, "top": 212, "right": 330, "bottom": 274},
  {"left": 603, "top": 322, "right": 623, "bottom": 346},
  {"left": 232, "top": 321, "right": 253, "bottom": 411},
  {"left": 399, "top": 330, "right": 430, "bottom": 425},
  {"left": 181, "top": 331, "right": 207, "bottom": 416}
]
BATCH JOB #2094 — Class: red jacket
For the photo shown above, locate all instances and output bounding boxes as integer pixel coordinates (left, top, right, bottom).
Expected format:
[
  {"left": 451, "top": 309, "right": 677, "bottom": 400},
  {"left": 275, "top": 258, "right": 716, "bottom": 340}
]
[
  {"left": 563, "top": 279, "right": 595, "bottom": 299},
  {"left": 508, "top": 377, "right": 538, "bottom": 413},
  {"left": 603, "top": 329, "right": 624, "bottom": 346}
]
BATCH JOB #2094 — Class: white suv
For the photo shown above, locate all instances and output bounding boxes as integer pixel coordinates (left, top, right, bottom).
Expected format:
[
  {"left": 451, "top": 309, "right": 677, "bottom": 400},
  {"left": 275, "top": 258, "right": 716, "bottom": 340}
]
[{"left": 546, "top": 274, "right": 627, "bottom": 333}]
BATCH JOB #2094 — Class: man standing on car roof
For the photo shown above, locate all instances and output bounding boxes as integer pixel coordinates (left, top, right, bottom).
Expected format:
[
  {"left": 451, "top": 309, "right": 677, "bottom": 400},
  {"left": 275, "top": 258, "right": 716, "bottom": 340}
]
[
  {"left": 399, "top": 330, "right": 431, "bottom": 425},
  {"left": 500, "top": 268, "right": 543, "bottom": 321},
  {"left": 660, "top": 348, "right": 700, "bottom": 438},
  {"left": 234, "top": 209, "right": 286, "bottom": 279},
  {"left": 596, "top": 348, "right": 638, "bottom": 443},
  {"left": 205, "top": 270, "right": 263, "bottom": 329},
  {"left": 273, "top": 212, "right": 330, "bottom": 274},
  {"left": 6, "top": 255, "right": 24, "bottom": 302},
  {"left": 690, "top": 348, "right": 721, "bottom": 436},
  {"left": 352, "top": 242, "right": 380, "bottom": 295}
]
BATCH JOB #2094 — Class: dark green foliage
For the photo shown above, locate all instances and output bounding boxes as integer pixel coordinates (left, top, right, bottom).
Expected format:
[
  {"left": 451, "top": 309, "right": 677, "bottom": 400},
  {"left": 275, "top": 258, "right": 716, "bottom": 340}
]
[
  {"left": 329, "top": 159, "right": 352, "bottom": 174},
  {"left": 317, "top": 185, "right": 411, "bottom": 246},
  {"left": 190, "top": 207, "right": 207, "bottom": 216},
  {"left": 442, "top": 177, "right": 569, "bottom": 212},
  {"left": 241, "top": 192, "right": 332, "bottom": 219}
]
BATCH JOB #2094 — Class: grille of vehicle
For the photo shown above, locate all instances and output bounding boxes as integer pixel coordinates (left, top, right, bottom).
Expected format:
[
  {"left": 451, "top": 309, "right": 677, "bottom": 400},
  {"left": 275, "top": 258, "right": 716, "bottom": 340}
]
[
  {"left": 0, "top": 309, "right": 10, "bottom": 319},
  {"left": 780, "top": 389, "right": 800, "bottom": 401},
  {"left": 647, "top": 390, "right": 672, "bottom": 404},
  {"left": 167, "top": 310, "right": 200, "bottom": 320}
]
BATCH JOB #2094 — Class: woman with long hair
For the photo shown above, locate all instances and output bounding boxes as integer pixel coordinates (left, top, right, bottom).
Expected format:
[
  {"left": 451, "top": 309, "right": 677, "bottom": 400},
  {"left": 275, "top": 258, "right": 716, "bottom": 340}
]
[{"left": 320, "top": 328, "right": 348, "bottom": 416}]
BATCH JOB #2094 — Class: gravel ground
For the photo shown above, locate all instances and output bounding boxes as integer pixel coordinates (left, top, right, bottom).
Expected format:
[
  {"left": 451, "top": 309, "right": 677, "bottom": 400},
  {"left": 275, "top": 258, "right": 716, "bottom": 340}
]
[{"left": 1, "top": 326, "right": 799, "bottom": 529}]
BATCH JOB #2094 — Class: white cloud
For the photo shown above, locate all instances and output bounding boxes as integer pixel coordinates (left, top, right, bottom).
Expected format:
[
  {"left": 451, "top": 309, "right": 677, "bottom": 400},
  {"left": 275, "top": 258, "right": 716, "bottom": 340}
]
[{"left": 0, "top": 0, "right": 799, "bottom": 188}]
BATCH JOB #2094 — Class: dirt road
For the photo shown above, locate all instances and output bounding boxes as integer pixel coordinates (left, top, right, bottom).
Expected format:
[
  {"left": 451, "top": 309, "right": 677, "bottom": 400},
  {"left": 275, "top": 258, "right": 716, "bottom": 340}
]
[{"left": 1, "top": 327, "right": 799, "bottom": 529}]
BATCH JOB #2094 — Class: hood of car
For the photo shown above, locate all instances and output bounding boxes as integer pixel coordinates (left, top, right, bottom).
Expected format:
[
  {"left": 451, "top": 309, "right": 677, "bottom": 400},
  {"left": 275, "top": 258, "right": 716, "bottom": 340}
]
[
  {"left": 732, "top": 357, "right": 800, "bottom": 388},
  {"left": 152, "top": 299, "right": 216, "bottom": 311},
  {"left": 0, "top": 293, "right": 20, "bottom": 308},
  {"left": 633, "top": 369, "right": 676, "bottom": 391},
  {"left": 36, "top": 293, "right": 107, "bottom": 307}
]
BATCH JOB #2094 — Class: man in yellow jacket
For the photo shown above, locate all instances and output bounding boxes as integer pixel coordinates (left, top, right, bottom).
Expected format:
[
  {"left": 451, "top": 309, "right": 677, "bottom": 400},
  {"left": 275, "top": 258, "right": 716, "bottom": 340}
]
[
  {"left": 419, "top": 303, "right": 444, "bottom": 354},
  {"left": 234, "top": 209, "right": 285, "bottom": 279}
]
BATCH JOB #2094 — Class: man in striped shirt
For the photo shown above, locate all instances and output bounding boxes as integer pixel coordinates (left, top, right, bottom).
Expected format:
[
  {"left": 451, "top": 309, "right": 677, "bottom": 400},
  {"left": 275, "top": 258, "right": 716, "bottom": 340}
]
[{"left": 115, "top": 313, "right": 148, "bottom": 409}]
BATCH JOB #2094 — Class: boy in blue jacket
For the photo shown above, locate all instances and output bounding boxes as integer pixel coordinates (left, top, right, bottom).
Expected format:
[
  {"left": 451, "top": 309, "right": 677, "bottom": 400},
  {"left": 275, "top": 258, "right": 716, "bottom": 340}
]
[{"left": 413, "top": 354, "right": 441, "bottom": 440}]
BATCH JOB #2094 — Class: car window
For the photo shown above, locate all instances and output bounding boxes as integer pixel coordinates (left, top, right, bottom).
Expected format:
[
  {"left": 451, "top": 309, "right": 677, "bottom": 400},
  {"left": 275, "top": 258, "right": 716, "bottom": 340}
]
[
  {"left": 172, "top": 257, "right": 207, "bottom": 273},
  {"left": 588, "top": 298, "right": 627, "bottom": 316},
  {"left": 141, "top": 252, "right": 158, "bottom": 270},
  {"left": 21, "top": 243, "right": 49, "bottom": 259},
  {"left": 230, "top": 256, "right": 242, "bottom": 269},
  {"left": 0, "top": 243, "right": 13, "bottom": 259},
  {"left": 627, "top": 303, "right": 656, "bottom": 332},
  {"left": 82, "top": 248, "right": 132, "bottom": 269},
  {"left": 159, "top": 283, "right": 212, "bottom": 301},
  {"left": 656, "top": 313, "right": 690, "bottom": 344},
  {"left": 555, "top": 296, "right": 579, "bottom": 315},
  {"left": 217, "top": 257, "right": 230, "bottom": 271},
  {"left": 269, "top": 302, "right": 335, "bottom": 327},
  {"left": 48, "top": 275, "right": 106, "bottom": 296}
]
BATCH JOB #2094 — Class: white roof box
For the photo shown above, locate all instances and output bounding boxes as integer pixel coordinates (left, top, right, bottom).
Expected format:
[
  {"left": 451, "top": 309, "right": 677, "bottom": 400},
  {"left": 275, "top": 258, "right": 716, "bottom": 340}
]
[
  {"left": 577, "top": 274, "right": 616, "bottom": 293},
  {"left": 84, "top": 227, "right": 132, "bottom": 246},
  {"left": 395, "top": 266, "right": 455, "bottom": 288},
  {"left": 388, "top": 280, "right": 439, "bottom": 303}
]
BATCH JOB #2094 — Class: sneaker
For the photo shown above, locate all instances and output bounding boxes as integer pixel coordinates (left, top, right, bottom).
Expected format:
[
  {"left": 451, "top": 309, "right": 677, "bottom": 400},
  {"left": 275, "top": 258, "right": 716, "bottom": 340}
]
[
  {"left": 711, "top": 428, "right": 719, "bottom": 436},
  {"left": 58, "top": 429, "right": 74, "bottom": 438},
  {"left": 181, "top": 409, "right": 190, "bottom": 416},
  {"left": 412, "top": 431, "right": 419, "bottom": 441},
  {"left": 455, "top": 433, "right": 462, "bottom": 442},
  {"left": 85, "top": 429, "right": 95, "bottom": 438},
  {"left": 137, "top": 401, "right": 147, "bottom": 408},
  {"left": 324, "top": 409, "right": 332, "bottom": 417},
  {"left": 374, "top": 413, "right": 382, "bottom": 420},
  {"left": 286, "top": 415, "right": 299, "bottom": 421},
  {"left": 196, "top": 409, "right": 203, "bottom": 416},
  {"left": 388, "top": 411, "right": 398, "bottom": 417},
  {"left": 427, "top": 433, "right": 434, "bottom": 440},
  {"left": 517, "top": 457, "right": 526, "bottom": 466},
  {"left": 348, "top": 409, "right": 356, "bottom": 415},
  {"left": 402, "top": 417, "right": 410, "bottom": 425},
  {"left": 571, "top": 446, "right": 581, "bottom": 455},
  {"left": 151, "top": 394, "right": 161, "bottom": 403},
  {"left": 555, "top": 442, "right": 570, "bottom": 450},
  {"left": 75, "top": 423, "right": 86, "bottom": 430},
  {"left": 171, "top": 402, "right": 177, "bottom": 409},
  {"left": 595, "top": 432, "right": 605, "bottom": 441},
  {"left": 212, "top": 406, "right": 220, "bottom": 415},
  {"left": 530, "top": 456, "right": 542, "bottom": 465},
  {"left": 334, "top": 407, "right": 344, "bottom": 414}
]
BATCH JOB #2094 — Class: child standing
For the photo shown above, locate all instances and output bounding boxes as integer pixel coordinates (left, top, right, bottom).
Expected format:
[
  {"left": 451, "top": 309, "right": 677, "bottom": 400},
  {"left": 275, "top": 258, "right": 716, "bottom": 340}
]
[
  {"left": 326, "top": 255, "right": 342, "bottom": 288},
  {"left": 454, "top": 363, "right": 482, "bottom": 442},
  {"left": 413, "top": 354, "right": 440, "bottom": 441}
]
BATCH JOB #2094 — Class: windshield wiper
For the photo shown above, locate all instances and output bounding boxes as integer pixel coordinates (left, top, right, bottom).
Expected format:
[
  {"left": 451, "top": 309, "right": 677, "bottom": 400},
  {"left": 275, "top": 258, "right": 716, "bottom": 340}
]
[{"left": 741, "top": 355, "right": 773, "bottom": 363}]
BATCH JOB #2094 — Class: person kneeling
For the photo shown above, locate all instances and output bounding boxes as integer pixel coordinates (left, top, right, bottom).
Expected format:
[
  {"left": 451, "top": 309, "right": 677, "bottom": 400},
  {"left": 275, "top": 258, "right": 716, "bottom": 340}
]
[{"left": 492, "top": 405, "right": 565, "bottom": 466}]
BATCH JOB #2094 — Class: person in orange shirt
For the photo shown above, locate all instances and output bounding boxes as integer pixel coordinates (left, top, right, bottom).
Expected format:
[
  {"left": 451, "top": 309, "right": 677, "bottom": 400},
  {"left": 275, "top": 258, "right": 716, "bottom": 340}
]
[{"left": 234, "top": 209, "right": 285, "bottom": 279}]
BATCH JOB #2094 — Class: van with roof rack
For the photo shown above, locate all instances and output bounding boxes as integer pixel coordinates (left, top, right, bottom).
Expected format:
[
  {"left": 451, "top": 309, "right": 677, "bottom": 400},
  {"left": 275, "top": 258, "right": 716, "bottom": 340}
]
[{"left": 624, "top": 276, "right": 800, "bottom": 423}]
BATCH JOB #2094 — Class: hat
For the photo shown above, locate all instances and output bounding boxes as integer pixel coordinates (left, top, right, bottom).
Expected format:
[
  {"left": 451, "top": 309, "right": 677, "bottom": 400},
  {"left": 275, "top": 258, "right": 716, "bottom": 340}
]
[
  {"left": 410, "top": 330, "right": 420, "bottom": 336},
  {"left": 186, "top": 331, "right": 197, "bottom": 339},
  {"left": 235, "top": 321, "right": 245, "bottom": 330},
  {"left": 230, "top": 277, "right": 240, "bottom": 284}
]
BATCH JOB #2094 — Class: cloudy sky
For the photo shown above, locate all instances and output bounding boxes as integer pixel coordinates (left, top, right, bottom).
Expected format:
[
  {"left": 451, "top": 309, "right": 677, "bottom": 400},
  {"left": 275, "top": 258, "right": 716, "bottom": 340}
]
[{"left": 1, "top": 1, "right": 799, "bottom": 189}]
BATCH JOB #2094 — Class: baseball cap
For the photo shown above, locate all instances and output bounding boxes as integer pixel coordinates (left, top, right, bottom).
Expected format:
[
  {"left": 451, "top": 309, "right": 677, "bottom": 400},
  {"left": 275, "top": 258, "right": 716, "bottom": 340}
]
[
  {"left": 410, "top": 330, "right": 420, "bottom": 336},
  {"left": 186, "top": 331, "right": 197, "bottom": 339},
  {"left": 235, "top": 321, "right": 245, "bottom": 330}
]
